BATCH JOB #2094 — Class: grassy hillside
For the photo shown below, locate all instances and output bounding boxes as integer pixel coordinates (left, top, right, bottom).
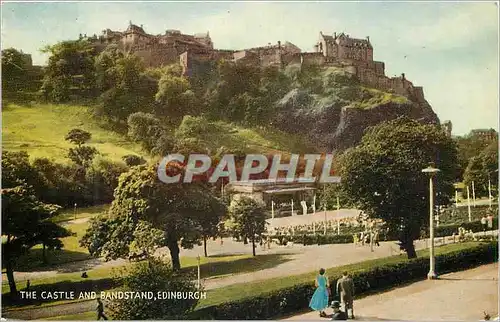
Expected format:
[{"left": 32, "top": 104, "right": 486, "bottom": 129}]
[
  {"left": 2, "top": 103, "right": 316, "bottom": 164},
  {"left": 2, "top": 103, "right": 144, "bottom": 163},
  {"left": 176, "top": 117, "right": 317, "bottom": 155}
]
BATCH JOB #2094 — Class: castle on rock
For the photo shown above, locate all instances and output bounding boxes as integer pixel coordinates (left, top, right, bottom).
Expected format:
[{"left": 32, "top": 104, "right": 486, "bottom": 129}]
[{"left": 84, "top": 22, "right": 425, "bottom": 101}]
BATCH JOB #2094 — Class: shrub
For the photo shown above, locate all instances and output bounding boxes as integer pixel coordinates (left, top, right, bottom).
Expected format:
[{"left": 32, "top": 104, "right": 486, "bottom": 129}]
[
  {"left": 127, "top": 112, "right": 166, "bottom": 153},
  {"left": 85, "top": 158, "right": 128, "bottom": 204},
  {"left": 108, "top": 258, "right": 200, "bottom": 320},
  {"left": 122, "top": 154, "right": 146, "bottom": 167},
  {"left": 191, "top": 242, "right": 498, "bottom": 319}
]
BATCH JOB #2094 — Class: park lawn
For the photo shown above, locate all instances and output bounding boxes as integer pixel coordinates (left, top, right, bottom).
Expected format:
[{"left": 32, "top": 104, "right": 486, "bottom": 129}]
[
  {"left": 1, "top": 253, "right": 257, "bottom": 296},
  {"left": 45, "top": 311, "right": 96, "bottom": 321},
  {"left": 9, "top": 205, "right": 110, "bottom": 271},
  {"left": 2, "top": 102, "right": 316, "bottom": 165},
  {"left": 51, "top": 204, "right": 109, "bottom": 224},
  {"left": 2, "top": 103, "right": 144, "bottom": 163},
  {"left": 195, "top": 241, "right": 486, "bottom": 308},
  {"left": 1, "top": 264, "right": 126, "bottom": 295}
]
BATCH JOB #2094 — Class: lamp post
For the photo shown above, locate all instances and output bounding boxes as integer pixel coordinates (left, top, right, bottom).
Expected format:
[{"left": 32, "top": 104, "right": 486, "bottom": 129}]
[
  {"left": 74, "top": 203, "right": 77, "bottom": 220},
  {"left": 488, "top": 179, "right": 492, "bottom": 209},
  {"left": 196, "top": 255, "right": 201, "bottom": 290},
  {"left": 422, "top": 165, "right": 440, "bottom": 280},
  {"left": 472, "top": 181, "right": 476, "bottom": 207}
]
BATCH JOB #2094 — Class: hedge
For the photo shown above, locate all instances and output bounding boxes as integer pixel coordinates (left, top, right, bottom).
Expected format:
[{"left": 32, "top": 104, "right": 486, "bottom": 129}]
[
  {"left": 190, "top": 242, "right": 498, "bottom": 320},
  {"left": 439, "top": 205, "right": 498, "bottom": 226},
  {"left": 432, "top": 217, "right": 498, "bottom": 238}
]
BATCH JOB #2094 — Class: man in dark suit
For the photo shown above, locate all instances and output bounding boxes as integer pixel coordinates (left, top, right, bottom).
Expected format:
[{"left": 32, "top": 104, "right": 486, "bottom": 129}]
[
  {"left": 96, "top": 298, "right": 108, "bottom": 320},
  {"left": 331, "top": 301, "right": 347, "bottom": 320},
  {"left": 336, "top": 272, "right": 355, "bottom": 319}
]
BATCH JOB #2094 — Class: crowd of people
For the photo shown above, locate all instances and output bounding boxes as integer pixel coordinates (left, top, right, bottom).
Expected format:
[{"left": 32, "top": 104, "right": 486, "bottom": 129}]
[{"left": 268, "top": 217, "right": 364, "bottom": 236}]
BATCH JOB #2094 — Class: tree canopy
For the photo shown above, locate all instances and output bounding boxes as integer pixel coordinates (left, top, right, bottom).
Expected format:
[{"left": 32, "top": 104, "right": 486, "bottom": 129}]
[
  {"left": 1, "top": 48, "right": 32, "bottom": 92},
  {"left": 40, "top": 40, "right": 96, "bottom": 101},
  {"left": 2, "top": 185, "right": 70, "bottom": 294},
  {"left": 463, "top": 141, "right": 498, "bottom": 197},
  {"left": 80, "top": 164, "right": 226, "bottom": 270},
  {"left": 228, "top": 196, "right": 267, "bottom": 256},
  {"left": 338, "top": 117, "right": 459, "bottom": 258}
]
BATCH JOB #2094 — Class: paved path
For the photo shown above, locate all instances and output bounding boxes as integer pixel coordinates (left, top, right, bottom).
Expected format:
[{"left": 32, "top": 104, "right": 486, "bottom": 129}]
[
  {"left": 202, "top": 239, "right": 420, "bottom": 290},
  {"left": 200, "top": 231, "right": 497, "bottom": 290},
  {"left": 285, "top": 263, "right": 499, "bottom": 321}
]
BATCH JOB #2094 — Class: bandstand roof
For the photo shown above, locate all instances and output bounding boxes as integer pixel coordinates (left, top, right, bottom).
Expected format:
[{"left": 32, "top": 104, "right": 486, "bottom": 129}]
[{"left": 263, "top": 187, "right": 317, "bottom": 194}]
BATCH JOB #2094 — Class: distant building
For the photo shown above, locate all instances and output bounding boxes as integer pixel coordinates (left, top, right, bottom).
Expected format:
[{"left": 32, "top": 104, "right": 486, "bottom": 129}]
[
  {"left": 316, "top": 32, "right": 373, "bottom": 62},
  {"left": 442, "top": 120, "right": 453, "bottom": 137},
  {"left": 225, "top": 179, "right": 316, "bottom": 217},
  {"left": 469, "top": 129, "right": 498, "bottom": 141}
]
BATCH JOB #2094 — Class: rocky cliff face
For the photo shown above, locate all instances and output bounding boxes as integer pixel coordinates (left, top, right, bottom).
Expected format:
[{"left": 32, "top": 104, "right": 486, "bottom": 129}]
[
  {"left": 272, "top": 68, "right": 440, "bottom": 152},
  {"left": 329, "top": 100, "right": 439, "bottom": 151}
]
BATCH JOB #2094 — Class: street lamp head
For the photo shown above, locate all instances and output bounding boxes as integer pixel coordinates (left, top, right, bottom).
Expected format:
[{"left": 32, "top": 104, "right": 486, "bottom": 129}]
[{"left": 421, "top": 166, "right": 440, "bottom": 175}]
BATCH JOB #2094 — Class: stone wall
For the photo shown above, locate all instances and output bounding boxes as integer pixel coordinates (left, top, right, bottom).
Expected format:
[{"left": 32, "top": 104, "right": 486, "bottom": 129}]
[
  {"left": 413, "top": 87, "right": 425, "bottom": 102},
  {"left": 133, "top": 46, "right": 179, "bottom": 67},
  {"left": 300, "top": 52, "right": 325, "bottom": 66}
]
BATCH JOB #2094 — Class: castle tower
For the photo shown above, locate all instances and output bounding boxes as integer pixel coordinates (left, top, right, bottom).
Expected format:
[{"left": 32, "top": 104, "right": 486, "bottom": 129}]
[{"left": 442, "top": 121, "right": 453, "bottom": 137}]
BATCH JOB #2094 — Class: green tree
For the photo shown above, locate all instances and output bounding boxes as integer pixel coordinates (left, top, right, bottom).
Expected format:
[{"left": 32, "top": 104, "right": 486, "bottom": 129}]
[
  {"left": 122, "top": 154, "right": 147, "bottom": 167},
  {"left": 94, "top": 45, "right": 124, "bottom": 92},
  {"left": 108, "top": 257, "right": 199, "bottom": 319},
  {"left": 65, "top": 128, "right": 92, "bottom": 146},
  {"left": 2, "top": 185, "right": 69, "bottom": 294},
  {"left": 97, "top": 54, "right": 157, "bottom": 123},
  {"left": 65, "top": 129, "right": 98, "bottom": 166},
  {"left": 338, "top": 117, "right": 459, "bottom": 258},
  {"left": 463, "top": 141, "right": 499, "bottom": 197},
  {"left": 228, "top": 196, "right": 267, "bottom": 256},
  {"left": 455, "top": 130, "right": 498, "bottom": 179},
  {"left": 85, "top": 157, "right": 128, "bottom": 204},
  {"left": 1, "top": 48, "right": 31, "bottom": 92},
  {"left": 40, "top": 40, "right": 96, "bottom": 101},
  {"left": 68, "top": 145, "right": 98, "bottom": 167},
  {"left": 127, "top": 112, "right": 167, "bottom": 153},
  {"left": 32, "top": 157, "right": 89, "bottom": 207},
  {"left": 80, "top": 165, "right": 225, "bottom": 270},
  {"left": 155, "top": 74, "right": 196, "bottom": 120},
  {"left": 1, "top": 151, "right": 41, "bottom": 189}
]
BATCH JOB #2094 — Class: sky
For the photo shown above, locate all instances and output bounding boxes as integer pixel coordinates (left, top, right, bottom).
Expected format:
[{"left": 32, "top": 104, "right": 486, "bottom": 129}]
[{"left": 1, "top": 1, "right": 498, "bottom": 135}]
